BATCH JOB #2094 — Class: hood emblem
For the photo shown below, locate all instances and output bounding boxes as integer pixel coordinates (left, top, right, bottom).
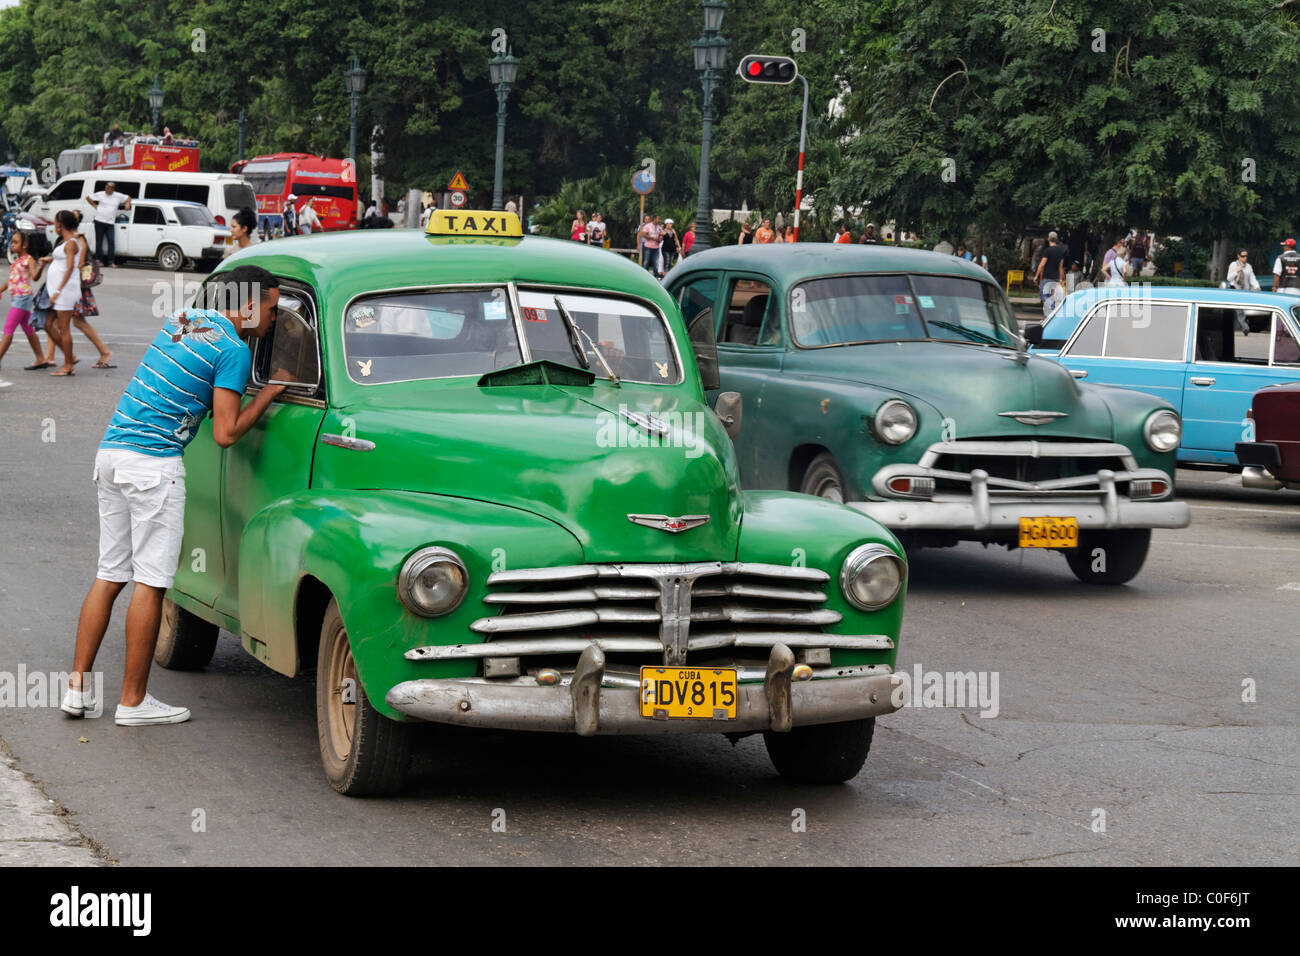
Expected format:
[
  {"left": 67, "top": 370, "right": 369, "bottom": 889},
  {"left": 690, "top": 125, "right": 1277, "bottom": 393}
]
[
  {"left": 999, "top": 410, "right": 1069, "bottom": 426},
  {"left": 621, "top": 409, "right": 671, "bottom": 439},
  {"left": 628, "top": 514, "right": 710, "bottom": 533}
]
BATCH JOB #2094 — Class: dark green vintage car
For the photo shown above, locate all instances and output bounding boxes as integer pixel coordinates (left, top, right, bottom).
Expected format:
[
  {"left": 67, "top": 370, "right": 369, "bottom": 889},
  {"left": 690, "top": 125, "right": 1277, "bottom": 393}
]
[
  {"left": 665, "top": 244, "right": 1190, "bottom": 585},
  {"left": 155, "top": 212, "right": 909, "bottom": 794}
]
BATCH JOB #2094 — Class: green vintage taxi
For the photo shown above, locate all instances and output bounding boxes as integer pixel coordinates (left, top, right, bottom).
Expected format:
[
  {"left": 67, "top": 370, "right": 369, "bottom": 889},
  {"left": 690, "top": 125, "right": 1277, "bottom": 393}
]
[
  {"left": 155, "top": 211, "right": 909, "bottom": 794},
  {"left": 665, "top": 244, "right": 1190, "bottom": 585}
]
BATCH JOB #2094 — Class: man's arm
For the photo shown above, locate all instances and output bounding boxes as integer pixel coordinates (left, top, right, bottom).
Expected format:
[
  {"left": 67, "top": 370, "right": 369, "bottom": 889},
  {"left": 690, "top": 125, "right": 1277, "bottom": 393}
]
[{"left": 211, "top": 379, "right": 287, "bottom": 448}]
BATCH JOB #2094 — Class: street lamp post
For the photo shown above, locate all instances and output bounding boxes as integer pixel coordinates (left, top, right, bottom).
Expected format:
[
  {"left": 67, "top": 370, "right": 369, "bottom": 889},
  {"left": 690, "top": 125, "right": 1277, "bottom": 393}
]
[
  {"left": 237, "top": 109, "right": 246, "bottom": 162},
  {"left": 344, "top": 54, "right": 367, "bottom": 165},
  {"left": 147, "top": 77, "right": 165, "bottom": 136},
  {"left": 488, "top": 48, "right": 521, "bottom": 211},
  {"left": 692, "top": 1, "right": 728, "bottom": 253}
]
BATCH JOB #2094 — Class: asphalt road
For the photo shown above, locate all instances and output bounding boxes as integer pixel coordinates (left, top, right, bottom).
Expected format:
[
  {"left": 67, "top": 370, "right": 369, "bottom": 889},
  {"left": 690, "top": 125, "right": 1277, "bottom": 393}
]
[{"left": 0, "top": 267, "right": 1296, "bottom": 866}]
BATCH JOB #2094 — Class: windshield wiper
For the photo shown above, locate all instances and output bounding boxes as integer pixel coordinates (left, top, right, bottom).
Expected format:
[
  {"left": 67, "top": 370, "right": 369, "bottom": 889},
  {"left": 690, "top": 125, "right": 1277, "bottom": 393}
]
[
  {"left": 925, "top": 320, "right": 1010, "bottom": 348},
  {"left": 553, "top": 296, "right": 620, "bottom": 386}
]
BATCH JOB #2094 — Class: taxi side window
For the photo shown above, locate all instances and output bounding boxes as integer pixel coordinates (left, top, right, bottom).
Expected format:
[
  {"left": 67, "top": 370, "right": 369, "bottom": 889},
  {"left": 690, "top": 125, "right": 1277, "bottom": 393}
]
[
  {"left": 254, "top": 290, "right": 321, "bottom": 395},
  {"left": 1104, "top": 303, "right": 1188, "bottom": 361},
  {"left": 676, "top": 275, "right": 718, "bottom": 329},
  {"left": 1273, "top": 315, "right": 1300, "bottom": 365},
  {"left": 721, "top": 277, "right": 776, "bottom": 346}
]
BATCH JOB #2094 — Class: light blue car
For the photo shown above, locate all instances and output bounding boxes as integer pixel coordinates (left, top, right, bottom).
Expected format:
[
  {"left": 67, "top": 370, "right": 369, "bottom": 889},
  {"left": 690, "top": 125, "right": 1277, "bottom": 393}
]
[{"left": 1029, "top": 286, "right": 1300, "bottom": 465}]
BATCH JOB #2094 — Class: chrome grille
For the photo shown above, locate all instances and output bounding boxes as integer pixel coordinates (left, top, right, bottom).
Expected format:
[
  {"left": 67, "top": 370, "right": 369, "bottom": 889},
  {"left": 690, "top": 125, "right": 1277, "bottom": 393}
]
[{"left": 404, "top": 562, "right": 894, "bottom": 670}]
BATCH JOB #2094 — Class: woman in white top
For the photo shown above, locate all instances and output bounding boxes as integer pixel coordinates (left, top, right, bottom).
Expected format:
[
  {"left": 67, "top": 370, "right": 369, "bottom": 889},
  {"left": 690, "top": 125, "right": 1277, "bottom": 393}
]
[
  {"left": 42, "top": 210, "right": 82, "bottom": 376},
  {"left": 1102, "top": 239, "right": 1129, "bottom": 286}
]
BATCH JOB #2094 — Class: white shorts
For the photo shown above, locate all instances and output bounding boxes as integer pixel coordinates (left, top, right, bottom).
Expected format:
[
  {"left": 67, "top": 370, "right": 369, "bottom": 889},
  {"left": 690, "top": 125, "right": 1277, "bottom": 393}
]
[{"left": 93, "top": 447, "right": 186, "bottom": 589}]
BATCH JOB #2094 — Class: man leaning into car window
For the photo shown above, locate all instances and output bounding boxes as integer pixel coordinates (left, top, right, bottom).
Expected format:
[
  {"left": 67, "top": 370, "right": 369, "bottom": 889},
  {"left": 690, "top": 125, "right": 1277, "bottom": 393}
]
[{"left": 62, "top": 264, "right": 289, "bottom": 726}]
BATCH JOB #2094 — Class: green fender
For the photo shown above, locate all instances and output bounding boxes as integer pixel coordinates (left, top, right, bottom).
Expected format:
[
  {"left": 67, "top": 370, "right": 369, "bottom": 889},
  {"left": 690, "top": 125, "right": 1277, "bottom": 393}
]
[
  {"left": 737, "top": 490, "right": 905, "bottom": 670},
  {"left": 236, "top": 490, "right": 583, "bottom": 718}
]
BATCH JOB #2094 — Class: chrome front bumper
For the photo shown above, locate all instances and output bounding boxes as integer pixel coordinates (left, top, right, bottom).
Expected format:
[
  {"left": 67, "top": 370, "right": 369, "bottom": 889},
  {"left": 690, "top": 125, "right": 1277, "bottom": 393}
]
[
  {"left": 857, "top": 441, "right": 1190, "bottom": 532},
  {"left": 386, "top": 643, "right": 899, "bottom": 735}
]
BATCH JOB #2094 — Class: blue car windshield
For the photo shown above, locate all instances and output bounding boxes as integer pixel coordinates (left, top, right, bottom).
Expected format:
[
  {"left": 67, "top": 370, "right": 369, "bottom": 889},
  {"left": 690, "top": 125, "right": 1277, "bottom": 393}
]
[{"left": 791, "top": 273, "right": 1020, "bottom": 348}]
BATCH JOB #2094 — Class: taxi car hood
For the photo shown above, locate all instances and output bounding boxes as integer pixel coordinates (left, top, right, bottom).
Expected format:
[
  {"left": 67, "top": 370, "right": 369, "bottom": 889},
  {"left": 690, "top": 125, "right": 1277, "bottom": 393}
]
[
  {"left": 321, "top": 381, "right": 743, "bottom": 564},
  {"left": 812, "top": 341, "right": 1118, "bottom": 440}
]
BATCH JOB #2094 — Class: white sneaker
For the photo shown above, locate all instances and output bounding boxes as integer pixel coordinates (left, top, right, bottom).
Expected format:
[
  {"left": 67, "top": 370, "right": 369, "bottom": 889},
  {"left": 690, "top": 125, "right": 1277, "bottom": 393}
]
[
  {"left": 61, "top": 686, "right": 94, "bottom": 718},
  {"left": 115, "top": 693, "right": 191, "bottom": 726}
]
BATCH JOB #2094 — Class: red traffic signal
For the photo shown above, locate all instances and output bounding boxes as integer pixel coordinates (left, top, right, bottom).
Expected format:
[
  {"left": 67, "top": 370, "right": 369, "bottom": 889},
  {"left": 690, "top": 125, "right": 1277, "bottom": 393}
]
[{"left": 737, "top": 55, "right": 798, "bottom": 85}]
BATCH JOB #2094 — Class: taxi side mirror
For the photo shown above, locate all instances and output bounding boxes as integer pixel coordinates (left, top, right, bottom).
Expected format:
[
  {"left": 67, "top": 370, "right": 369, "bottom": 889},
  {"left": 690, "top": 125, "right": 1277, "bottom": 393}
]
[{"left": 715, "top": 391, "right": 742, "bottom": 440}]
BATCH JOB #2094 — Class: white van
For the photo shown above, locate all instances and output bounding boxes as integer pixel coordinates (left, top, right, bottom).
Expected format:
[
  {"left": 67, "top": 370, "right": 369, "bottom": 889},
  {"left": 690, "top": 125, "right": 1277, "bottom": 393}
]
[{"left": 26, "top": 169, "right": 256, "bottom": 230}]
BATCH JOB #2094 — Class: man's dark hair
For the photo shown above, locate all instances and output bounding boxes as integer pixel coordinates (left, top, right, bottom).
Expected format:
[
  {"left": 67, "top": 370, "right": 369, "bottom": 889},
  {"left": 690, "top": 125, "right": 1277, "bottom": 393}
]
[
  {"left": 203, "top": 264, "right": 279, "bottom": 312},
  {"left": 939, "top": 230, "right": 951, "bottom": 240}
]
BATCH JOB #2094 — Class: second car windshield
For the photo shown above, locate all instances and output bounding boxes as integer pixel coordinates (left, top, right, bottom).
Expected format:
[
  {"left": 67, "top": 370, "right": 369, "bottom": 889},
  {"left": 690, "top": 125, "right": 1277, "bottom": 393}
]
[{"left": 790, "top": 274, "right": 1020, "bottom": 348}]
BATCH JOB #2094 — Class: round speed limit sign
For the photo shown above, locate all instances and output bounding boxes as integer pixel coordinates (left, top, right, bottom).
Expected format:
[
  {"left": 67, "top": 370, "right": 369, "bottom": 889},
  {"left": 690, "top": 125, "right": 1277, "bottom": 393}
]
[{"left": 449, "top": 190, "right": 467, "bottom": 208}]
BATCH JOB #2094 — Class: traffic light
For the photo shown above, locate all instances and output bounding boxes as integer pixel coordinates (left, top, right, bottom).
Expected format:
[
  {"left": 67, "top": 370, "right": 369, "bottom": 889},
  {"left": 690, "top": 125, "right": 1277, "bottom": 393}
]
[{"left": 737, "top": 55, "right": 799, "bottom": 85}]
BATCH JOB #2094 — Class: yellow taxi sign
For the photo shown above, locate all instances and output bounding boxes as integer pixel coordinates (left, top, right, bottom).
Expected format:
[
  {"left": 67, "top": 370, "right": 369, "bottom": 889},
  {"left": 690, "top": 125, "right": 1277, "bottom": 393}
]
[{"left": 426, "top": 210, "right": 523, "bottom": 238}]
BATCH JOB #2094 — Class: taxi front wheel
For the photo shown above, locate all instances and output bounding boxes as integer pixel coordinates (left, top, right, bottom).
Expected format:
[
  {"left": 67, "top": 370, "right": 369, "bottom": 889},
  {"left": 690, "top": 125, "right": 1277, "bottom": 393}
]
[
  {"left": 764, "top": 718, "right": 875, "bottom": 784},
  {"left": 154, "top": 598, "right": 219, "bottom": 671},
  {"left": 316, "top": 598, "right": 411, "bottom": 796},
  {"left": 1064, "top": 529, "right": 1151, "bottom": 585}
]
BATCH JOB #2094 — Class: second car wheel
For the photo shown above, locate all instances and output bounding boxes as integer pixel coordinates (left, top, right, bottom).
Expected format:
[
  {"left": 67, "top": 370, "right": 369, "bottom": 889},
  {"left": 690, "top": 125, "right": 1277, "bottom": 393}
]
[
  {"left": 156, "top": 243, "right": 183, "bottom": 271},
  {"left": 1063, "top": 528, "right": 1151, "bottom": 585},
  {"left": 315, "top": 597, "right": 411, "bottom": 796},
  {"left": 800, "top": 452, "right": 849, "bottom": 503},
  {"left": 764, "top": 718, "right": 875, "bottom": 784}
]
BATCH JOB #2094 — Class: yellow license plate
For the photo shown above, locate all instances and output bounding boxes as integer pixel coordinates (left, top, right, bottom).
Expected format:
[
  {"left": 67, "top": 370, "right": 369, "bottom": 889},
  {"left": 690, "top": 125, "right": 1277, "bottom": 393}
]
[
  {"left": 1019, "top": 516, "right": 1080, "bottom": 548},
  {"left": 640, "top": 666, "right": 737, "bottom": 720}
]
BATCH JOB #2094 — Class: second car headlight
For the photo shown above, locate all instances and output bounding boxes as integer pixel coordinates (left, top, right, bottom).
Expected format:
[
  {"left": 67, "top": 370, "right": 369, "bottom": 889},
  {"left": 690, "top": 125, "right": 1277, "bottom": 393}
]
[
  {"left": 873, "top": 399, "right": 917, "bottom": 445},
  {"left": 1143, "top": 409, "right": 1182, "bottom": 453},
  {"left": 840, "top": 544, "right": 907, "bottom": 610},
  {"left": 398, "top": 547, "right": 468, "bottom": 617}
]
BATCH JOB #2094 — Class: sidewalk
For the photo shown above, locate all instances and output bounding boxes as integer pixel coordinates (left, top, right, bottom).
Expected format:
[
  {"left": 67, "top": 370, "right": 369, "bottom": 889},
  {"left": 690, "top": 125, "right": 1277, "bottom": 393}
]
[{"left": 0, "top": 738, "right": 106, "bottom": 865}]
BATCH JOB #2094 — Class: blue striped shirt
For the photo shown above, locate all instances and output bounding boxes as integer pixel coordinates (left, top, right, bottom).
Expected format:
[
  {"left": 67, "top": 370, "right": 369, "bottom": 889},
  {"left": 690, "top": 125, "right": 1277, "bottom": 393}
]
[{"left": 101, "top": 309, "right": 252, "bottom": 456}]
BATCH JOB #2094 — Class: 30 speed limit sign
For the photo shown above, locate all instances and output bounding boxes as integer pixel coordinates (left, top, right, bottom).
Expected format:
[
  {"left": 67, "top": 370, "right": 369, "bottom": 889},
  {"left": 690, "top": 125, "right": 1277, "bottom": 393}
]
[{"left": 449, "top": 190, "right": 467, "bottom": 208}]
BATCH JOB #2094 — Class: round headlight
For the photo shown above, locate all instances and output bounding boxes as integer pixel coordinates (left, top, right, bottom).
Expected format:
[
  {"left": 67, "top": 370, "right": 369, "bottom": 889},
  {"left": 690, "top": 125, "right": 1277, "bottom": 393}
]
[
  {"left": 840, "top": 543, "right": 907, "bottom": 611},
  {"left": 1144, "top": 409, "right": 1181, "bottom": 453},
  {"left": 873, "top": 399, "right": 917, "bottom": 445},
  {"left": 398, "top": 547, "right": 468, "bottom": 617}
]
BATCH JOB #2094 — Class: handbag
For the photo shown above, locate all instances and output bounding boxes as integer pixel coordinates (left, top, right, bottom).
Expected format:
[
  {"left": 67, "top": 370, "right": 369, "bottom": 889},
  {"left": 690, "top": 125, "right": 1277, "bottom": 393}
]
[{"left": 80, "top": 256, "right": 102, "bottom": 287}]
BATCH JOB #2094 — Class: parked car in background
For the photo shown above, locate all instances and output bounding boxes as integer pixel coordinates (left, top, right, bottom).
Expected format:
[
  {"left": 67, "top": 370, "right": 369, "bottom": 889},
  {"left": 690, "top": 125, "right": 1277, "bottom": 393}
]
[
  {"left": 1236, "top": 381, "right": 1300, "bottom": 490},
  {"left": 55, "top": 199, "right": 230, "bottom": 270},
  {"left": 665, "top": 244, "right": 1189, "bottom": 586},
  {"left": 157, "top": 211, "right": 910, "bottom": 794},
  {"left": 1029, "top": 286, "right": 1300, "bottom": 466}
]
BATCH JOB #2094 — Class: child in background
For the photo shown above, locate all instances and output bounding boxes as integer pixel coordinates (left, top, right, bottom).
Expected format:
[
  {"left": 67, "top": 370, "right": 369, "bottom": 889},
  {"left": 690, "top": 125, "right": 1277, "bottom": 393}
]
[{"left": 0, "top": 232, "right": 48, "bottom": 378}]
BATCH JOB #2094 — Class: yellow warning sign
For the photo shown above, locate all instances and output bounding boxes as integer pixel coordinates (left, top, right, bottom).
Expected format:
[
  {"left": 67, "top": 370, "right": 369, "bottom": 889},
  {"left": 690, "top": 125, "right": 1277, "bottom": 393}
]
[{"left": 447, "top": 170, "right": 469, "bottom": 191}]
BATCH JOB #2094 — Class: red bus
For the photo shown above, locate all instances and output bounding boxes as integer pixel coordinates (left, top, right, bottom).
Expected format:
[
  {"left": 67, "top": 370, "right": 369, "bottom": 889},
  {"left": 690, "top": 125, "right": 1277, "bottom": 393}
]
[{"left": 230, "top": 153, "right": 358, "bottom": 233}]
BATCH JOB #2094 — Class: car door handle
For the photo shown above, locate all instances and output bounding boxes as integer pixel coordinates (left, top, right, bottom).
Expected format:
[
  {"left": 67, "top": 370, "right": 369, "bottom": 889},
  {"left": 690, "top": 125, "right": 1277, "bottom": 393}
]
[
  {"left": 320, "top": 433, "right": 375, "bottom": 452},
  {"left": 1190, "top": 377, "right": 1216, "bottom": 386},
  {"left": 1069, "top": 369, "right": 1088, "bottom": 379}
]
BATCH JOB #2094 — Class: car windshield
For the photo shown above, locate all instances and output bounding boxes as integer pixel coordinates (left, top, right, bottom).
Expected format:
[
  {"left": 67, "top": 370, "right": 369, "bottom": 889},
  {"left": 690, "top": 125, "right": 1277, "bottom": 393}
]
[
  {"left": 343, "top": 287, "right": 678, "bottom": 385},
  {"left": 174, "top": 205, "right": 214, "bottom": 227},
  {"left": 790, "top": 273, "right": 1020, "bottom": 348}
]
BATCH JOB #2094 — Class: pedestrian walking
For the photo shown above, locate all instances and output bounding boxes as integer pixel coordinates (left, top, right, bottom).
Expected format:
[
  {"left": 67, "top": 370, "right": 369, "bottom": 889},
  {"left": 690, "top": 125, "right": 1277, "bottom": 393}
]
[
  {"left": 738, "top": 221, "right": 755, "bottom": 245},
  {"left": 282, "top": 194, "right": 298, "bottom": 237},
  {"left": 660, "top": 219, "right": 679, "bottom": 272},
  {"left": 834, "top": 223, "right": 852, "bottom": 244},
  {"left": 955, "top": 242, "right": 972, "bottom": 260},
  {"left": 298, "top": 197, "right": 321, "bottom": 235},
  {"left": 860, "top": 223, "right": 878, "bottom": 244},
  {"left": 640, "top": 215, "right": 662, "bottom": 272},
  {"left": 1227, "top": 249, "right": 1261, "bottom": 291},
  {"left": 85, "top": 181, "right": 130, "bottom": 268},
  {"left": 38, "top": 211, "right": 82, "bottom": 376},
  {"left": 1127, "top": 230, "right": 1150, "bottom": 278},
  {"left": 587, "top": 212, "right": 607, "bottom": 248},
  {"left": 1101, "top": 238, "right": 1129, "bottom": 286},
  {"left": 68, "top": 211, "right": 113, "bottom": 369},
  {"left": 62, "top": 265, "right": 289, "bottom": 725},
  {"left": 932, "top": 230, "right": 955, "bottom": 255},
  {"left": 1273, "top": 238, "right": 1300, "bottom": 294},
  {"left": 682, "top": 223, "right": 696, "bottom": 256},
  {"left": 783, "top": 225, "right": 796, "bottom": 242},
  {"left": 571, "top": 210, "right": 587, "bottom": 242},
  {"left": 1034, "top": 230, "right": 1068, "bottom": 316},
  {"left": 0, "top": 231, "right": 46, "bottom": 378},
  {"left": 755, "top": 218, "right": 776, "bottom": 243},
  {"left": 223, "top": 207, "right": 259, "bottom": 259},
  {"left": 971, "top": 243, "right": 989, "bottom": 270}
]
